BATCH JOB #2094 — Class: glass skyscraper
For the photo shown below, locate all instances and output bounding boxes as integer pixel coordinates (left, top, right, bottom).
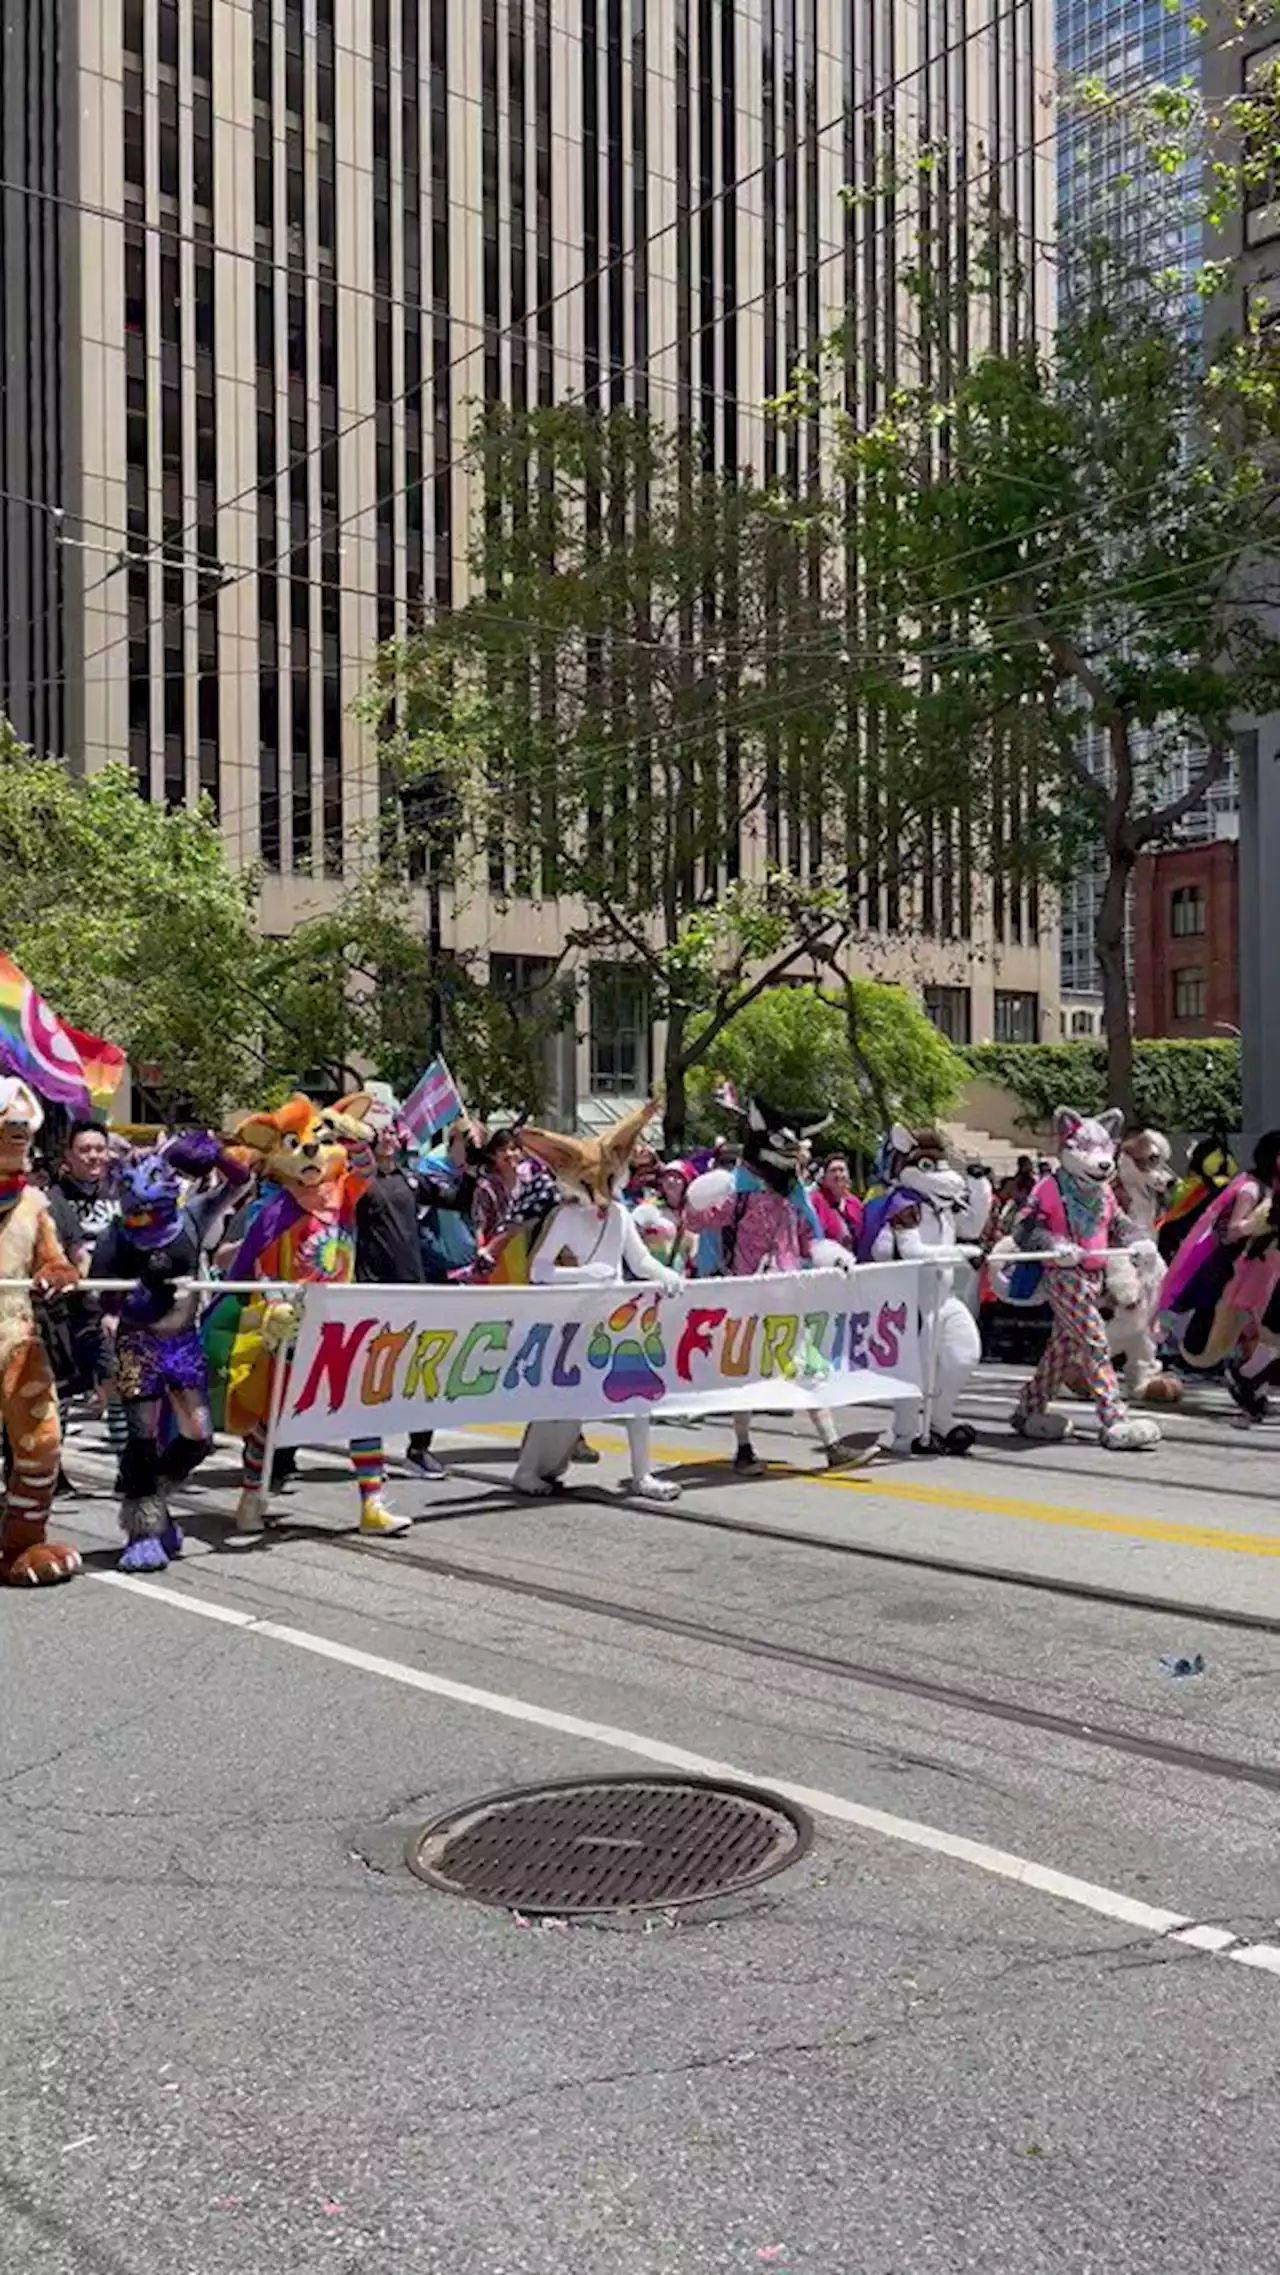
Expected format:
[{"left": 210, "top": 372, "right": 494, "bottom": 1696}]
[{"left": 1055, "top": 0, "right": 1209, "bottom": 1008}]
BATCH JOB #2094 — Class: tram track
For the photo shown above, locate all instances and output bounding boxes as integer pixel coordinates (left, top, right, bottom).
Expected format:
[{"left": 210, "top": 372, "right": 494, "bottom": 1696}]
[
  {"left": 337, "top": 1518, "right": 1280, "bottom": 1802},
  {"left": 420, "top": 1447, "right": 1280, "bottom": 1639}
]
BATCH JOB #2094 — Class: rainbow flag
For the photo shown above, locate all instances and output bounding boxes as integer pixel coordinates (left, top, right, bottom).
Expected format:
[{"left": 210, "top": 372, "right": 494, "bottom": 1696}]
[
  {"left": 64, "top": 1024, "right": 128, "bottom": 1112},
  {"left": 0, "top": 955, "right": 94, "bottom": 1112}
]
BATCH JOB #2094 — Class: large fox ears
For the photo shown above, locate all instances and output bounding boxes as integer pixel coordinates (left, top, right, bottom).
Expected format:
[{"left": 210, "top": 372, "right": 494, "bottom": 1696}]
[
  {"left": 228, "top": 1094, "right": 316, "bottom": 1155},
  {"left": 519, "top": 1126, "right": 593, "bottom": 1180},
  {"left": 600, "top": 1097, "right": 660, "bottom": 1171}
]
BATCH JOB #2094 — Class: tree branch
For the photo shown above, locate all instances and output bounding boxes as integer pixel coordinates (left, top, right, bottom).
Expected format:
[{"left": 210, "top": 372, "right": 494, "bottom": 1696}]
[
  {"left": 1132, "top": 741, "right": 1232, "bottom": 847},
  {"left": 665, "top": 916, "right": 847, "bottom": 1079},
  {"left": 1018, "top": 598, "right": 1114, "bottom": 714}
]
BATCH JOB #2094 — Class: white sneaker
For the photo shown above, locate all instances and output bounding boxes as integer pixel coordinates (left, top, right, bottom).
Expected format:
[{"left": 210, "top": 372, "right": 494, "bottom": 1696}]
[{"left": 624, "top": 1473, "right": 682, "bottom": 1503}]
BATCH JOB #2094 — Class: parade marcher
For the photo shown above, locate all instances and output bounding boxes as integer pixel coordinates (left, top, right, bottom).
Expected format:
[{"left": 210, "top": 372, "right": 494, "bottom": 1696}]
[
  {"left": 631, "top": 1160, "right": 698, "bottom": 1275},
  {"left": 683, "top": 1097, "right": 873, "bottom": 1477},
  {"left": 416, "top": 1117, "right": 480, "bottom": 1282},
  {"left": 472, "top": 1126, "right": 525, "bottom": 1254},
  {"left": 809, "top": 1155, "right": 864, "bottom": 1254},
  {"left": 856, "top": 1126, "right": 992, "bottom": 1455},
  {"left": 0, "top": 1079, "right": 83, "bottom": 1587},
  {"left": 508, "top": 1101, "right": 686, "bottom": 1503},
  {"left": 1003, "top": 1107, "right": 1161, "bottom": 1452},
  {"left": 90, "top": 1134, "right": 248, "bottom": 1571},
  {"left": 47, "top": 1117, "right": 128, "bottom": 1482},
  {"left": 1158, "top": 1129, "right": 1280, "bottom": 1375},
  {"left": 1157, "top": 1136, "right": 1239, "bottom": 1263},
  {"left": 355, "top": 1114, "right": 443, "bottom": 1481},
  {"left": 1107, "top": 1127, "right": 1177, "bottom": 1404},
  {"left": 205, "top": 1092, "right": 410, "bottom": 1536}
]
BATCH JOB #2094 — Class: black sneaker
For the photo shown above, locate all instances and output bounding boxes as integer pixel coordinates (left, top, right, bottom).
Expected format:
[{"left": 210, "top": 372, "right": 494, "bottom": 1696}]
[
  {"left": 732, "top": 1442, "right": 766, "bottom": 1478},
  {"left": 1225, "top": 1357, "right": 1269, "bottom": 1422},
  {"left": 404, "top": 1447, "right": 448, "bottom": 1480}
]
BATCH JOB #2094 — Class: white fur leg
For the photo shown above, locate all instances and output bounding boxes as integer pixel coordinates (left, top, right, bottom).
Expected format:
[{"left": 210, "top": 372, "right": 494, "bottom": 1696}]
[
  {"left": 513, "top": 1420, "right": 579, "bottom": 1496},
  {"left": 1100, "top": 1416, "right": 1161, "bottom": 1451},
  {"left": 622, "top": 1419, "right": 681, "bottom": 1502},
  {"left": 929, "top": 1297, "right": 982, "bottom": 1436},
  {"left": 889, "top": 1398, "right": 921, "bottom": 1454}
]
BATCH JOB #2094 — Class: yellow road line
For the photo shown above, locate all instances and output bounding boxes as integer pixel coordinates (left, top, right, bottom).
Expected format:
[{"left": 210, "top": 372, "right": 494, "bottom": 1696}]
[{"left": 451, "top": 1421, "right": 1280, "bottom": 1562}]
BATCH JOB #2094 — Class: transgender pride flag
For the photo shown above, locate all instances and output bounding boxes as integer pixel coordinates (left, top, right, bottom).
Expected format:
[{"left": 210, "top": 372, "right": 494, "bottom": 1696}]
[{"left": 399, "top": 1055, "right": 464, "bottom": 1143}]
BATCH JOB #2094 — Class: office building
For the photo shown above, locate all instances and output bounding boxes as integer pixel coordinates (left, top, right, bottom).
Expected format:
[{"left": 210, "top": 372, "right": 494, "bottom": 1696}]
[
  {"left": 1203, "top": 9, "right": 1280, "bottom": 1132},
  {"left": 2, "top": 1, "right": 1057, "bottom": 1117},
  {"left": 1055, "top": 0, "right": 1206, "bottom": 1020}
]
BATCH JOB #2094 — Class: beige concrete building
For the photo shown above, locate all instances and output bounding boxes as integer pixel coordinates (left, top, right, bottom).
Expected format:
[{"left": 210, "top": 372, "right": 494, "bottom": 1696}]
[{"left": 2, "top": 0, "right": 1058, "bottom": 1119}]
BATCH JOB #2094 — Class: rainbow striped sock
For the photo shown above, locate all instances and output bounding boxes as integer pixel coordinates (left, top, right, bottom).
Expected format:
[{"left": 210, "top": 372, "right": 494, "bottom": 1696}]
[{"left": 350, "top": 1439, "right": 384, "bottom": 1506}]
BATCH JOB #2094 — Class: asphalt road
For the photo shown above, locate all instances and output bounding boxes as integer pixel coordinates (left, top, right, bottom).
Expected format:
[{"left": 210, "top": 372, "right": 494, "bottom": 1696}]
[{"left": 6, "top": 1366, "right": 1280, "bottom": 2274}]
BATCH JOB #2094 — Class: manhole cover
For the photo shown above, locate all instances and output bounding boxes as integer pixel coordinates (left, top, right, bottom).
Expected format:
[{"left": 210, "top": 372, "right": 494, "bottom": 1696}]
[{"left": 407, "top": 1774, "right": 811, "bottom": 1915}]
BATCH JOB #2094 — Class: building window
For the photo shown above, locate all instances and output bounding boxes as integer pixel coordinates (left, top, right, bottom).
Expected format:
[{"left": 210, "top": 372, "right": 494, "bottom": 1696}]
[
  {"left": 1071, "top": 1010, "right": 1094, "bottom": 1037},
  {"left": 923, "top": 985, "right": 972, "bottom": 1045},
  {"left": 1245, "top": 45, "right": 1280, "bottom": 246},
  {"left": 589, "top": 966, "right": 650, "bottom": 1096},
  {"left": 1170, "top": 886, "right": 1206, "bottom": 938},
  {"left": 994, "top": 990, "right": 1040, "bottom": 1044},
  {"left": 1173, "top": 967, "right": 1207, "bottom": 1022}
]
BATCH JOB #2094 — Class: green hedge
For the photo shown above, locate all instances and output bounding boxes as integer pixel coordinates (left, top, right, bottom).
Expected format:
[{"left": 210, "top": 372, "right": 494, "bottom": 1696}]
[{"left": 962, "top": 1040, "right": 1241, "bottom": 1134}]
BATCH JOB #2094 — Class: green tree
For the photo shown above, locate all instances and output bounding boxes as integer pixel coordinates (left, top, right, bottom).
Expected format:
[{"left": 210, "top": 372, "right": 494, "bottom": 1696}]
[
  {"left": 828, "top": 229, "right": 1280, "bottom": 1121},
  {"left": 361, "top": 405, "right": 1020, "bottom": 1149},
  {"left": 0, "top": 742, "right": 262, "bottom": 1120},
  {"left": 257, "top": 879, "right": 578, "bottom": 1121},
  {"left": 803, "top": 19, "right": 1280, "bottom": 1120},
  {"left": 685, "top": 982, "right": 965, "bottom": 1162}
]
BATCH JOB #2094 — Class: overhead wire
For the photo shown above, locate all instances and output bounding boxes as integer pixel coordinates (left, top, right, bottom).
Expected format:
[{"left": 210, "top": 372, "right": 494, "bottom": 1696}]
[{"left": 53, "top": 0, "right": 1056, "bottom": 649}]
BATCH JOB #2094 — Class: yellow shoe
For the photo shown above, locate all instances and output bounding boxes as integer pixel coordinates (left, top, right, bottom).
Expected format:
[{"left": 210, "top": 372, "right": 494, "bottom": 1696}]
[{"left": 359, "top": 1498, "right": 412, "bottom": 1537}]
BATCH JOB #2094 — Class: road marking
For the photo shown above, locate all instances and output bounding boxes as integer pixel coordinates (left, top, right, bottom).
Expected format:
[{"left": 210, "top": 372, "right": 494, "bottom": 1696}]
[
  {"left": 449, "top": 1422, "right": 1280, "bottom": 1562},
  {"left": 91, "top": 1568, "right": 1280, "bottom": 1982}
]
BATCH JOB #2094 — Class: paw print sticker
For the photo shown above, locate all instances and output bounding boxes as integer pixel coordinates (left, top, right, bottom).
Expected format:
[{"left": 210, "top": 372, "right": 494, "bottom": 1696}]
[{"left": 587, "top": 1297, "right": 667, "bottom": 1404}]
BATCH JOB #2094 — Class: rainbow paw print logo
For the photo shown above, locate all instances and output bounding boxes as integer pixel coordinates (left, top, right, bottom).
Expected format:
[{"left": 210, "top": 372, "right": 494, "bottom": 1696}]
[{"left": 587, "top": 1297, "right": 667, "bottom": 1404}]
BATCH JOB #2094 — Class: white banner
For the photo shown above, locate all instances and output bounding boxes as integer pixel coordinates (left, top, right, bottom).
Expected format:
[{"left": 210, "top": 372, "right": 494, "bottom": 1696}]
[{"left": 272, "top": 1264, "right": 924, "bottom": 1447}]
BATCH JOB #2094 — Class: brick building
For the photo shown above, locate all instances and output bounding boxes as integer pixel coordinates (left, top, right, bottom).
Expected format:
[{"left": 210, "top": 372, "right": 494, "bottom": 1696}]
[{"left": 1133, "top": 840, "right": 1239, "bottom": 1039}]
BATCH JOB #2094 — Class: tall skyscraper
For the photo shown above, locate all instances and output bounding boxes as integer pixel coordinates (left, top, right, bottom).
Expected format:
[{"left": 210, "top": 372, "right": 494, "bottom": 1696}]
[
  {"left": 1, "top": 1, "right": 1058, "bottom": 1106},
  {"left": 1054, "top": 0, "right": 1207, "bottom": 1016}
]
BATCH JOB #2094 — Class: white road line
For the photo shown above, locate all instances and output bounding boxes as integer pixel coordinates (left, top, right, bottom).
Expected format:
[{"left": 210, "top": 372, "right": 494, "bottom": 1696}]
[{"left": 90, "top": 1568, "right": 1280, "bottom": 1980}]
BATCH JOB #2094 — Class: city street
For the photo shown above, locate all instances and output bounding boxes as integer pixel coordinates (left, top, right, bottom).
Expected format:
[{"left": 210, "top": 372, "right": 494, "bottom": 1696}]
[{"left": 7, "top": 1369, "right": 1280, "bottom": 2274}]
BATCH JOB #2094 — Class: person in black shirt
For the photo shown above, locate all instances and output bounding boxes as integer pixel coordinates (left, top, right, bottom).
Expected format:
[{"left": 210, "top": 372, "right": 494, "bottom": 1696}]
[{"left": 356, "top": 1121, "right": 445, "bottom": 1482}]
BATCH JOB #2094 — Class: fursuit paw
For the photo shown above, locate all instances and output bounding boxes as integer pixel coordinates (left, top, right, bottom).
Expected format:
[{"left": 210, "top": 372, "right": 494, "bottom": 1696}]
[
  {"left": 1138, "top": 1373, "right": 1183, "bottom": 1406},
  {"left": 1011, "top": 1409, "right": 1072, "bottom": 1442},
  {"left": 119, "top": 1535, "right": 170, "bottom": 1574},
  {"left": 358, "top": 1499, "right": 412, "bottom": 1537},
  {"left": 623, "top": 1473, "right": 682, "bottom": 1503},
  {"left": 2, "top": 1538, "right": 83, "bottom": 1587},
  {"left": 159, "top": 1521, "right": 184, "bottom": 1560},
  {"left": 942, "top": 1423, "right": 977, "bottom": 1456},
  {"left": 1099, "top": 1416, "right": 1161, "bottom": 1451},
  {"left": 512, "top": 1468, "right": 557, "bottom": 1498}
]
